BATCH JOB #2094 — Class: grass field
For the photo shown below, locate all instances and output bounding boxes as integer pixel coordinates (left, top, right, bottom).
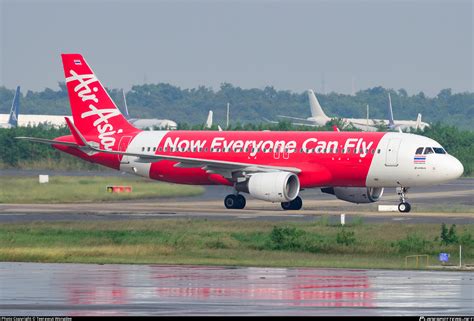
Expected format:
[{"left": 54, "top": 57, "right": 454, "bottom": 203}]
[
  {"left": 0, "top": 219, "right": 472, "bottom": 269},
  {"left": 0, "top": 176, "right": 204, "bottom": 203}
]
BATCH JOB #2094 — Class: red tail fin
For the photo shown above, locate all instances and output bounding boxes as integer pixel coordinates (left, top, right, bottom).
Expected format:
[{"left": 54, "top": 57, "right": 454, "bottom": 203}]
[{"left": 61, "top": 54, "right": 138, "bottom": 150}]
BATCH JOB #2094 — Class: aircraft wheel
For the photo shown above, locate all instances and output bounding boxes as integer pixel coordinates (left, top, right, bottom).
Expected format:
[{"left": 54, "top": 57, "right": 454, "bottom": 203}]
[
  {"left": 398, "top": 202, "right": 411, "bottom": 213},
  {"left": 236, "top": 194, "right": 246, "bottom": 209},
  {"left": 224, "top": 195, "right": 237, "bottom": 209},
  {"left": 281, "top": 201, "right": 292, "bottom": 210},
  {"left": 281, "top": 196, "right": 303, "bottom": 210},
  {"left": 292, "top": 196, "right": 303, "bottom": 210}
]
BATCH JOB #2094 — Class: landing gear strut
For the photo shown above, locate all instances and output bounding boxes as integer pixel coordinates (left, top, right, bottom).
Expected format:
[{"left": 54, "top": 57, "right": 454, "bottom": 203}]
[
  {"left": 281, "top": 196, "right": 303, "bottom": 211},
  {"left": 397, "top": 187, "right": 411, "bottom": 213},
  {"left": 224, "top": 194, "right": 246, "bottom": 209}
]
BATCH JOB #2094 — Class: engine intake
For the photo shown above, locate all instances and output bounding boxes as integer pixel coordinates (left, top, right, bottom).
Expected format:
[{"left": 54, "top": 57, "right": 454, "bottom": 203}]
[
  {"left": 237, "top": 172, "right": 300, "bottom": 202},
  {"left": 321, "top": 187, "right": 384, "bottom": 204}
]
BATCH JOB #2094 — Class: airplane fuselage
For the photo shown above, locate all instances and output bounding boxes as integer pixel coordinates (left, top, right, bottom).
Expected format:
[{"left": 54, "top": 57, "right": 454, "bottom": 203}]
[{"left": 55, "top": 130, "right": 462, "bottom": 189}]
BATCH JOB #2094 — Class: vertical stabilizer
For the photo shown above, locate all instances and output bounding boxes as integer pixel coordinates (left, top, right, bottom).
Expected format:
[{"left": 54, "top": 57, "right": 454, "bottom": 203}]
[
  {"left": 387, "top": 93, "right": 395, "bottom": 127},
  {"left": 121, "top": 89, "right": 130, "bottom": 119},
  {"left": 205, "top": 110, "right": 213, "bottom": 129},
  {"left": 415, "top": 113, "right": 422, "bottom": 130},
  {"left": 8, "top": 86, "right": 20, "bottom": 127},
  {"left": 61, "top": 54, "right": 139, "bottom": 150},
  {"left": 307, "top": 89, "right": 330, "bottom": 121}
]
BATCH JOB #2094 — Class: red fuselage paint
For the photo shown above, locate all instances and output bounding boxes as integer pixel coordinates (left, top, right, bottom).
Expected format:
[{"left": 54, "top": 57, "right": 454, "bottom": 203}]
[{"left": 55, "top": 130, "right": 385, "bottom": 188}]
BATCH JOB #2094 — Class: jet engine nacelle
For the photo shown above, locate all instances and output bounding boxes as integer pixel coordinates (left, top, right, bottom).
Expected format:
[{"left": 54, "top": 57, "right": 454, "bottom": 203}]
[
  {"left": 237, "top": 172, "right": 300, "bottom": 202},
  {"left": 321, "top": 187, "right": 384, "bottom": 204}
]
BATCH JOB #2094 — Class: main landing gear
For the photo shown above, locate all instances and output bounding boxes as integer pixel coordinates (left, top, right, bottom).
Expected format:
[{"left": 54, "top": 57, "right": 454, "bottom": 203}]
[
  {"left": 224, "top": 194, "right": 246, "bottom": 209},
  {"left": 397, "top": 187, "right": 411, "bottom": 213},
  {"left": 281, "top": 196, "right": 303, "bottom": 211}
]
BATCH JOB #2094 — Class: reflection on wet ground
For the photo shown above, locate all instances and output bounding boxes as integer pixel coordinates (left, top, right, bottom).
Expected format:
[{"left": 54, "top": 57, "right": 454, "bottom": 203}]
[{"left": 0, "top": 262, "right": 472, "bottom": 315}]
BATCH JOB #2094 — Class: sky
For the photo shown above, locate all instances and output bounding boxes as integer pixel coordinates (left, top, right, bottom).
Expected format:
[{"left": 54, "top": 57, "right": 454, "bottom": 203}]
[{"left": 0, "top": 0, "right": 472, "bottom": 96}]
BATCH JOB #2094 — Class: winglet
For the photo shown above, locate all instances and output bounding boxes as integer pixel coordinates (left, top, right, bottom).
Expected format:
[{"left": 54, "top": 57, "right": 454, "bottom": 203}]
[
  {"left": 332, "top": 125, "right": 340, "bottom": 132},
  {"left": 64, "top": 117, "right": 86, "bottom": 146}
]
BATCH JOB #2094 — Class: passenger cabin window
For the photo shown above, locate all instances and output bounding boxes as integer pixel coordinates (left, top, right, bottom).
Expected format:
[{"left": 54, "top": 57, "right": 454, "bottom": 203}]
[
  {"left": 416, "top": 147, "right": 424, "bottom": 154},
  {"left": 424, "top": 147, "right": 434, "bottom": 155},
  {"left": 433, "top": 147, "right": 446, "bottom": 154}
]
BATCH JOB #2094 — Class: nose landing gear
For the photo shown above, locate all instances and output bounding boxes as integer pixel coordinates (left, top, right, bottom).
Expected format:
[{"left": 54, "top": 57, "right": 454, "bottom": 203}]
[{"left": 397, "top": 187, "right": 411, "bottom": 213}]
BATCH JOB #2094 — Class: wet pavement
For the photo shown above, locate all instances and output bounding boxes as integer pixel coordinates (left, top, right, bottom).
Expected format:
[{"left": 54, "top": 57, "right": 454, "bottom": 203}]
[{"left": 0, "top": 262, "right": 472, "bottom": 316}]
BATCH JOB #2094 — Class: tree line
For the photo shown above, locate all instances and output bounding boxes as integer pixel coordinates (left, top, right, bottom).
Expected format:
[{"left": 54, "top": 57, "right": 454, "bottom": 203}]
[{"left": 0, "top": 84, "right": 472, "bottom": 130}]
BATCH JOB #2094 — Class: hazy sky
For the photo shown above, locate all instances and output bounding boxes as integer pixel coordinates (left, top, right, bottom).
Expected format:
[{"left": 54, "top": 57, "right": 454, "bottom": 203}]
[{"left": 0, "top": 0, "right": 472, "bottom": 96}]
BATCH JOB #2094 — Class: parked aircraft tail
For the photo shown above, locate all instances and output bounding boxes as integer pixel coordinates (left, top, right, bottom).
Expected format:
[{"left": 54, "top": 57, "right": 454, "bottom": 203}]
[
  {"left": 61, "top": 54, "right": 139, "bottom": 150},
  {"left": 307, "top": 89, "right": 330, "bottom": 121},
  {"left": 387, "top": 93, "right": 395, "bottom": 127},
  {"left": 415, "top": 113, "right": 422, "bottom": 130},
  {"left": 205, "top": 110, "right": 213, "bottom": 129},
  {"left": 8, "top": 86, "right": 20, "bottom": 127},
  {"left": 121, "top": 89, "right": 131, "bottom": 119}
]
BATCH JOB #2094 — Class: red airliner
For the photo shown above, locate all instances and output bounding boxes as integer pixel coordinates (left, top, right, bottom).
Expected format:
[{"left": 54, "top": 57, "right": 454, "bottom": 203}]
[{"left": 18, "top": 54, "right": 463, "bottom": 212}]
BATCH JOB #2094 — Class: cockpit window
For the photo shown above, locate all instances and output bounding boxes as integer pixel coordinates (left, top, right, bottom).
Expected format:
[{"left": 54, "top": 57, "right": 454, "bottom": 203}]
[
  {"left": 433, "top": 147, "right": 446, "bottom": 154},
  {"left": 424, "top": 147, "right": 434, "bottom": 155},
  {"left": 415, "top": 147, "right": 424, "bottom": 154}
]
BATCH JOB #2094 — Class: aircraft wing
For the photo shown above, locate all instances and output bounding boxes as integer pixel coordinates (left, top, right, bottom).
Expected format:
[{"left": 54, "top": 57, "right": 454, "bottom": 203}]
[
  {"left": 63, "top": 117, "right": 301, "bottom": 177},
  {"left": 108, "top": 148, "right": 301, "bottom": 174},
  {"left": 290, "top": 122, "right": 320, "bottom": 127},
  {"left": 262, "top": 117, "right": 279, "bottom": 124},
  {"left": 277, "top": 115, "right": 312, "bottom": 122}
]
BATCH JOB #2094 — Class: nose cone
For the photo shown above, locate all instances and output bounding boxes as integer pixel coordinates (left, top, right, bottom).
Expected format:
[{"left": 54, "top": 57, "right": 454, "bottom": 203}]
[{"left": 445, "top": 156, "right": 464, "bottom": 180}]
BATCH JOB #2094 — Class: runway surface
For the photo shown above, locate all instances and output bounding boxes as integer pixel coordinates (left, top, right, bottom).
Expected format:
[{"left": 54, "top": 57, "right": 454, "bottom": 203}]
[
  {"left": 0, "top": 175, "right": 472, "bottom": 224},
  {"left": 0, "top": 262, "right": 472, "bottom": 316}
]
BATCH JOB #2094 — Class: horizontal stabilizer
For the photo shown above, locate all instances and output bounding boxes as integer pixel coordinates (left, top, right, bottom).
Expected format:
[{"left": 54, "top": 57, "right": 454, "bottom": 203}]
[{"left": 15, "top": 136, "right": 79, "bottom": 147}]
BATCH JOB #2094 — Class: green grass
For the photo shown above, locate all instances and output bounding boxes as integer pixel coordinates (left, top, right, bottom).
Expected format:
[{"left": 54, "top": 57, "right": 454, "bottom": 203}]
[
  {"left": 0, "top": 219, "right": 472, "bottom": 269},
  {"left": 0, "top": 176, "right": 204, "bottom": 203}
]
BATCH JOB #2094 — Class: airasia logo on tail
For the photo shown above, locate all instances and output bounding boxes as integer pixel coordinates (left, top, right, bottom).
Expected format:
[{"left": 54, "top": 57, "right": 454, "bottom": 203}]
[{"left": 66, "top": 70, "right": 122, "bottom": 150}]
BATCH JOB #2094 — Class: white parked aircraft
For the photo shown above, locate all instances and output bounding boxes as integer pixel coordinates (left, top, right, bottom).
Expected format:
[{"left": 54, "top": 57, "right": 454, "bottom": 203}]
[
  {"left": 0, "top": 86, "right": 68, "bottom": 128},
  {"left": 0, "top": 86, "right": 20, "bottom": 128},
  {"left": 120, "top": 89, "right": 178, "bottom": 130},
  {"left": 386, "top": 93, "right": 429, "bottom": 131},
  {"left": 277, "top": 90, "right": 429, "bottom": 131}
]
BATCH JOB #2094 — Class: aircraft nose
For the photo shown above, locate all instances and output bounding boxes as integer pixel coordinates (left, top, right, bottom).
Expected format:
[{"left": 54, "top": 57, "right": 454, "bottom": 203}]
[{"left": 448, "top": 156, "right": 464, "bottom": 180}]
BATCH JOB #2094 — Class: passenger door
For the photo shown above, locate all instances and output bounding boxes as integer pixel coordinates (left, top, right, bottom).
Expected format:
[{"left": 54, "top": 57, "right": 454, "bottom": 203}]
[{"left": 385, "top": 138, "right": 401, "bottom": 167}]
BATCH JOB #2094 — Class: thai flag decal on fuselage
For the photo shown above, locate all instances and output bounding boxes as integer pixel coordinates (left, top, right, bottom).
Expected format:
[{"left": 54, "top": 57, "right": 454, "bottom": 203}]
[{"left": 414, "top": 154, "right": 426, "bottom": 164}]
